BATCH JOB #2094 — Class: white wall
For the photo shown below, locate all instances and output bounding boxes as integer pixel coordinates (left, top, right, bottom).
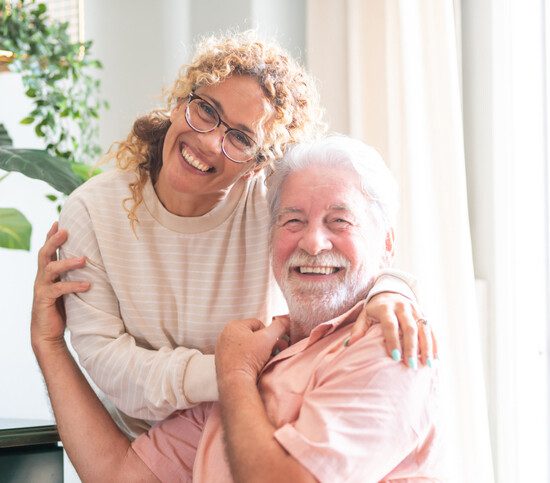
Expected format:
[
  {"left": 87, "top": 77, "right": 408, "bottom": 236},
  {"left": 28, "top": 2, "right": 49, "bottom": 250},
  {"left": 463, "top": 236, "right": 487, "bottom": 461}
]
[{"left": 0, "top": 1, "right": 305, "bottom": 480}]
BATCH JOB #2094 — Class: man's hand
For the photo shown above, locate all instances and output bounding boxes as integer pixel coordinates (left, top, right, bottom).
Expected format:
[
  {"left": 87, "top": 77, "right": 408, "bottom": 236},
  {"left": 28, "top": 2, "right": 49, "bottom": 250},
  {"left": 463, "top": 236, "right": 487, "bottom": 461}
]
[
  {"left": 215, "top": 316, "right": 290, "bottom": 384},
  {"left": 31, "top": 222, "right": 90, "bottom": 353}
]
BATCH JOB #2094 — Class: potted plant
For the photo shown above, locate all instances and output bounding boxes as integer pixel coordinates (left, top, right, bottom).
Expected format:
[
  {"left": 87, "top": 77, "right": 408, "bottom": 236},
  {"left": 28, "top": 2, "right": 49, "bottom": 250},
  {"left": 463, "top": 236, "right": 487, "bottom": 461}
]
[{"left": 0, "top": 0, "right": 106, "bottom": 249}]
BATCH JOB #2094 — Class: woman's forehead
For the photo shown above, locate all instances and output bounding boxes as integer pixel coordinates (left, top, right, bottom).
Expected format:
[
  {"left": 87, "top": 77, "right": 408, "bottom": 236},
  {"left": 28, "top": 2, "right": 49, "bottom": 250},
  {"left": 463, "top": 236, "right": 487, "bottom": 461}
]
[{"left": 197, "top": 76, "right": 273, "bottom": 136}]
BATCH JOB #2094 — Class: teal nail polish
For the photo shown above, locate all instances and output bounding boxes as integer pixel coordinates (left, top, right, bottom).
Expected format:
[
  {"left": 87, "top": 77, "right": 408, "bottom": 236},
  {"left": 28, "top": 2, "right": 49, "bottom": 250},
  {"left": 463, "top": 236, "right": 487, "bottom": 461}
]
[
  {"left": 391, "top": 349, "right": 401, "bottom": 361},
  {"left": 408, "top": 357, "right": 418, "bottom": 370},
  {"left": 273, "top": 347, "right": 280, "bottom": 356},
  {"left": 427, "top": 357, "right": 433, "bottom": 368},
  {"left": 343, "top": 337, "right": 351, "bottom": 347}
]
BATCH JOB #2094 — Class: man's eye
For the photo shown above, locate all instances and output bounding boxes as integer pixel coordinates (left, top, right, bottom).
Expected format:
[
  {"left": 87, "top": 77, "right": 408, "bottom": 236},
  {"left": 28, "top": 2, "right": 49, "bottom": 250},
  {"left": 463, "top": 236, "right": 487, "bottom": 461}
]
[
  {"left": 331, "top": 218, "right": 351, "bottom": 226},
  {"left": 282, "top": 219, "right": 304, "bottom": 228}
]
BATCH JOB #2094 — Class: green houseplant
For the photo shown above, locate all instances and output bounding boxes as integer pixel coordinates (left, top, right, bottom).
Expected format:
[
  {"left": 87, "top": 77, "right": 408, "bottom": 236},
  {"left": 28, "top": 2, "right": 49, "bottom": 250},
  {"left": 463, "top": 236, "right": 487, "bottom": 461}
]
[{"left": 0, "top": 0, "right": 106, "bottom": 250}]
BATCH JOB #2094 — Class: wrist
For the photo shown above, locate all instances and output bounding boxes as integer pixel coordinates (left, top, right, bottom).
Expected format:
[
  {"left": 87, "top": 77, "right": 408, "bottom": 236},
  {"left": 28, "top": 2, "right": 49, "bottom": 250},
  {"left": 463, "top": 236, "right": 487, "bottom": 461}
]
[
  {"left": 31, "top": 335, "right": 68, "bottom": 360},
  {"left": 218, "top": 370, "right": 257, "bottom": 396}
]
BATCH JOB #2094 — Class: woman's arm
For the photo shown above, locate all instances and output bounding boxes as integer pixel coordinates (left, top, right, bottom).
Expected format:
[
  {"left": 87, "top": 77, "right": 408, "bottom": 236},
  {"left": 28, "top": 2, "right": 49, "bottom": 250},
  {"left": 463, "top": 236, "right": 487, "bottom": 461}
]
[
  {"left": 42, "top": 208, "right": 216, "bottom": 422},
  {"left": 31, "top": 224, "right": 157, "bottom": 482}
]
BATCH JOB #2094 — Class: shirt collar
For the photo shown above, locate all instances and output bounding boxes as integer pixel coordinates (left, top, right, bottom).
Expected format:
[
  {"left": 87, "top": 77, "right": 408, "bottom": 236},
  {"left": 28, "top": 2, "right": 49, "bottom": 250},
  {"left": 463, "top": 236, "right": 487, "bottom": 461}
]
[{"left": 261, "top": 300, "right": 367, "bottom": 374}]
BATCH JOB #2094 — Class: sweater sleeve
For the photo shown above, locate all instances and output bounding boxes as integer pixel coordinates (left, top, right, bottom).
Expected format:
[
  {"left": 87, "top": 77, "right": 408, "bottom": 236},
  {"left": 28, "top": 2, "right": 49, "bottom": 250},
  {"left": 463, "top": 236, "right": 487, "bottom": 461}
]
[
  {"left": 365, "top": 268, "right": 418, "bottom": 304},
  {"left": 59, "top": 196, "right": 218, "bottom": 422}
]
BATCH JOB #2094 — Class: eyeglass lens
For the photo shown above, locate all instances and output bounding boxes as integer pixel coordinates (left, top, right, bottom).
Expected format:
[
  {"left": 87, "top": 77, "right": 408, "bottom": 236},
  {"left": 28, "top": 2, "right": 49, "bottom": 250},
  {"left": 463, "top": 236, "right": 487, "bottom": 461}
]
[{"left": 187, "top": 97, "right": 256, "bottom": 162}]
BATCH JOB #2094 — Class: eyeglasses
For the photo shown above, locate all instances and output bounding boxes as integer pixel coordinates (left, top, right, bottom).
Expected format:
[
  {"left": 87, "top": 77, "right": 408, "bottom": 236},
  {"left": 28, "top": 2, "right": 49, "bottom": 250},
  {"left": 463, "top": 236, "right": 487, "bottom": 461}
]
[{"left": 185, "top": 93, "right": 259, "bottom": 163}]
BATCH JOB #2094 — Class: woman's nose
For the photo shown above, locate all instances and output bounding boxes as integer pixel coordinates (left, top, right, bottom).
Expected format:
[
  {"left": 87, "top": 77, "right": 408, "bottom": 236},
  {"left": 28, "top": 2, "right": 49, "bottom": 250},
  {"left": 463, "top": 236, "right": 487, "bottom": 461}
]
[
  {"left": 197, "top": 128, "right": 224, "bottom": 157},
  {"left": 298, "top": 224, "right": 333, "bottom": 256}
]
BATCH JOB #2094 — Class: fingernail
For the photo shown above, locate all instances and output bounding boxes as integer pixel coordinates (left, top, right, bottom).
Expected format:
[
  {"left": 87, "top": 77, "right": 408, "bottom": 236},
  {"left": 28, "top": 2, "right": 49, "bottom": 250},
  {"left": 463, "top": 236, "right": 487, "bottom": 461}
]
[
  {"left": 427, "top": 357, "right": 433, "bottom": 368},
  {"left": 391, "top": 349, "right": 401, "bottom": 361},
  {"left": 273, "top": 347, "right": 280, "bottom": 356},
  {"left": 408, "top": 357, "right": 418, "bottom": 370},
  {"left": 343, "top": 337, "right": 351, "bottom": 347}
]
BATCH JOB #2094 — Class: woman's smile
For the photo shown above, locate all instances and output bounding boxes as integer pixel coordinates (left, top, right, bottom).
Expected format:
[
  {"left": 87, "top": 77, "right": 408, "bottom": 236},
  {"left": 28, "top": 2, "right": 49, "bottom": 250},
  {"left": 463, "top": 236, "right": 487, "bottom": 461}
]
[{"left": 179, "top": 142, "right": 214, "bottom": 174}]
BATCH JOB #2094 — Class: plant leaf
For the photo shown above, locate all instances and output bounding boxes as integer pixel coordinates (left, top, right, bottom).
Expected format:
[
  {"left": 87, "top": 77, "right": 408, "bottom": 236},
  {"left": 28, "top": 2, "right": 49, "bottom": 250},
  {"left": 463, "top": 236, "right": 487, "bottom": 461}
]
[
  {"left": 20, "top": 116, "right": 35, "bottom": 125},
  {"left": 0, "top": 147, "right": 83, "bottom": 195},
  {"left": 70, "top": 162, "right": 101, "bottom": 182},
  {"left": 0, "top": 208, "right": 32, "bottom": 250},
  {"left": 0, "top": 123, "right": 13, "bottom": 147}
]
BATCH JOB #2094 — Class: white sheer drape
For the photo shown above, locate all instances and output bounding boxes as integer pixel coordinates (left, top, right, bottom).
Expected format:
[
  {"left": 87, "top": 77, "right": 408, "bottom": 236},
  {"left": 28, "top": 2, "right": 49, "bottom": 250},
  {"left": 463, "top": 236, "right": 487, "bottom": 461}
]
[{"left": 307, "top": 1, "right": 494, "bottom": 480}]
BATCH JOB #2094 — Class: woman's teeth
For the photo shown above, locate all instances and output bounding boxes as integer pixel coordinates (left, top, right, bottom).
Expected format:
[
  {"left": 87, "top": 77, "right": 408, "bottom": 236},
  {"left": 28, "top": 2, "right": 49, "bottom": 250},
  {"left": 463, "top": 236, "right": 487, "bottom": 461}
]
[
  {"left": 181, "top": 147, "right": 212, "bottom": 172},
  {"left": 298, "top": 266, "right": 339, "bottom": 275}
]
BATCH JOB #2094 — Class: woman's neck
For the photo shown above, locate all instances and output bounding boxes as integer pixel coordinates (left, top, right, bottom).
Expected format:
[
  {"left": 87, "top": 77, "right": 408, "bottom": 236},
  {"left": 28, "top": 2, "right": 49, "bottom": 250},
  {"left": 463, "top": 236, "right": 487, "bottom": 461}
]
[{"left": 153, "top": 179, "right": 232, "bottom": 217}]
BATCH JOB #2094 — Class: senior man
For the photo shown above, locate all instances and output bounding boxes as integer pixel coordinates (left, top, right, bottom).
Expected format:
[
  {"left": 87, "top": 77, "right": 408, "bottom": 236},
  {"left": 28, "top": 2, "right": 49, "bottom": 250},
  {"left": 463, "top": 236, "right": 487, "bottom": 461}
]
[{"left": 32, "top": 136, "right": 443, "bottom": 482}]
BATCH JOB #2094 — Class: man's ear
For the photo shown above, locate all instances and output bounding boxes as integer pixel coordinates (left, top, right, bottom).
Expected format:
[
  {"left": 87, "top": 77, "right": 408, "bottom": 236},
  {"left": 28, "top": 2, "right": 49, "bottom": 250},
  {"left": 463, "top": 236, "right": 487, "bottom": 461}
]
[{"left": 385, "top": 229, "right": 395, "bottom": 257}]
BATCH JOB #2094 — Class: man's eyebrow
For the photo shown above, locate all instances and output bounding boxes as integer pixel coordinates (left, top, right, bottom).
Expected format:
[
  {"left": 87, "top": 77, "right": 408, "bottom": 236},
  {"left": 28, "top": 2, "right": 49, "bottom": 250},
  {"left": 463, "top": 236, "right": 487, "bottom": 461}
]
[
  {"left": 201, "top": 94, "right": 255, "bottom": 135},
  {"left": 328, "top": 204, "right": 352, "bottom": 212},
  {"left": 278, "top": 207, "right": 304, "bottom": 217}
]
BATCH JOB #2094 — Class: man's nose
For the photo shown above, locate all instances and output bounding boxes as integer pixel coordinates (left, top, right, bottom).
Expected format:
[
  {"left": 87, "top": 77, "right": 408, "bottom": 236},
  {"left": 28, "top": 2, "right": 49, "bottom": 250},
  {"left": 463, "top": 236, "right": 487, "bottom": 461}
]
[{"left": 298, "top": 224, "right": 333, "bottom": 256}]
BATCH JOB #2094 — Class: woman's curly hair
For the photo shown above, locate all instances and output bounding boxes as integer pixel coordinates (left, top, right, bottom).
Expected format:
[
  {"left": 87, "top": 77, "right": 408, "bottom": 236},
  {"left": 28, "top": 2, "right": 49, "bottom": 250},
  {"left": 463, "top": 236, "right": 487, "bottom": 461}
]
[{"left": 110, "top": 30, "right": 325, "bottom": 227}]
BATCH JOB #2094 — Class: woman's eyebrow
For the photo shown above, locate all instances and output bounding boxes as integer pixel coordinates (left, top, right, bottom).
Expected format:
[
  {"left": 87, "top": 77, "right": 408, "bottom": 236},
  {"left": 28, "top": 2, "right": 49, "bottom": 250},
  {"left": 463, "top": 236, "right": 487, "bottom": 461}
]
[{"left": 201, "top": 93, "right": 255, "bottom": 135}]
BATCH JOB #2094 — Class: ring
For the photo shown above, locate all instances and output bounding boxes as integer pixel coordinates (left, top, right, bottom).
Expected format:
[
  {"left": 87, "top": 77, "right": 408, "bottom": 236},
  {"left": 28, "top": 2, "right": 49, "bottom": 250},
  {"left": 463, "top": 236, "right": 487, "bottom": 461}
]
[{"left": 416, "top": 318, "right": 429, "bottom": 326}]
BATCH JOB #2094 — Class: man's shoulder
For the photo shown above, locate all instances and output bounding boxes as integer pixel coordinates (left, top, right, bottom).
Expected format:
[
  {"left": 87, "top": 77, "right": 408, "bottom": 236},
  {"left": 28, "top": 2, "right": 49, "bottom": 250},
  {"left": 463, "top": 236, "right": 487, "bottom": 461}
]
[{"left": 317, "top": 322, "right": 438, "bottom": 401}]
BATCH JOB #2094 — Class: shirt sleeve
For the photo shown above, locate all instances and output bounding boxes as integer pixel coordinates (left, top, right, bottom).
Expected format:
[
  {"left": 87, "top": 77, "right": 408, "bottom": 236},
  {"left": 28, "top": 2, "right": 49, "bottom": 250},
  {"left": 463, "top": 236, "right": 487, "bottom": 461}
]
[
  {"left": 131, "top": 404, "right": 212, "bottom": 483},
  {"left": 59, "top": 196, "right": 218, "bottom": 422},
  {"left": 273, "top": 329, "right": 438, "bottom": 482},
  {"left": 366, "top": 268, "right": 418, "bottom": 303}
]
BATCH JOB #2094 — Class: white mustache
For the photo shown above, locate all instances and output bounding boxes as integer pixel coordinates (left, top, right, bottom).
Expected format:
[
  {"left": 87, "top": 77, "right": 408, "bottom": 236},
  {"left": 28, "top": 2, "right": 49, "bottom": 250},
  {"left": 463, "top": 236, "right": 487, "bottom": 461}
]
[{"left": 284, "top": 250, "right": 350, "bottom": 270}]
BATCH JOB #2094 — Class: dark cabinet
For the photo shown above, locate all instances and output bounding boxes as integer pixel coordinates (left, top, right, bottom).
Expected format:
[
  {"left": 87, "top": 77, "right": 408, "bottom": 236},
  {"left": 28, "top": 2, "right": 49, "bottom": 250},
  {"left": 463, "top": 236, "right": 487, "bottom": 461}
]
[{"left": 0, "top": 419, "right": 62, "bottom": 483}]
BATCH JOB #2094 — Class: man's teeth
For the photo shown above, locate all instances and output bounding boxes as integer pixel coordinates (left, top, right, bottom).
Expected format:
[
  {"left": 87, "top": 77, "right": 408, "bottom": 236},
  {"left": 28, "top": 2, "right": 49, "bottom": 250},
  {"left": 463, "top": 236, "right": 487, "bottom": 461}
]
[
  {"left": 181, "top": 147, "right": 211, "bottom": 172},
  {"left": 298, "top": 266, "right": 338, "bottom": 275}
]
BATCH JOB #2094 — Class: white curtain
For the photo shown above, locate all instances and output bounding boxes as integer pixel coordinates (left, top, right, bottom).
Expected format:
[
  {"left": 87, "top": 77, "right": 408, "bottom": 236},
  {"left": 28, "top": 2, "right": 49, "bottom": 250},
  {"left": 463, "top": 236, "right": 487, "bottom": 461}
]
[{"left": 307, "top": 1, "right": 494, "bottom": 481}]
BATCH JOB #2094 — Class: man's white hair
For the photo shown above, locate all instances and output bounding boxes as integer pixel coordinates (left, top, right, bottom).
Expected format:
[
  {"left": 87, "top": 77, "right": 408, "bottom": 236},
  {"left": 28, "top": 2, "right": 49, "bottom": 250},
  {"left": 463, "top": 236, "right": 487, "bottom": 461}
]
[{"left": 266, "top": 135, "right": 399, "bottom": 233}]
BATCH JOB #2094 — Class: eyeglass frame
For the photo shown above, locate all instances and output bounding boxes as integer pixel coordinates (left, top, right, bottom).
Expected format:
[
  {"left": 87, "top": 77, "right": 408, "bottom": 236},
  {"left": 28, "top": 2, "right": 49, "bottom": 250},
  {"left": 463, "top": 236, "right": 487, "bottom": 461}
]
[{"left": 184, "top": 92, "right": 259, "bottom": 164}]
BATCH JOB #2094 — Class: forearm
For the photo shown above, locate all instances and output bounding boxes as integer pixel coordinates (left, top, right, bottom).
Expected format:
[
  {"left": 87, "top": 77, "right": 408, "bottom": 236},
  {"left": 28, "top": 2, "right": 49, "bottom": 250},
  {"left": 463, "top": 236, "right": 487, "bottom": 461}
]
[
  {"left": 33, "top": 340, "right": 135, "bottom": 482},
  {"left": 218, "top": 374, "right": 315, "bottom": 483},
  {"left": 367, "top": 269, "right": 418, "bottom": 303}
]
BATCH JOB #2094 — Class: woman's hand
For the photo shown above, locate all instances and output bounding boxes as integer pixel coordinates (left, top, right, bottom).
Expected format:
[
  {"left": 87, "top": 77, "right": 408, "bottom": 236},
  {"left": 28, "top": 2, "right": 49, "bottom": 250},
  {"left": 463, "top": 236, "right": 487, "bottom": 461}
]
[
  {"left": 346, "top": 293, "right": 438, "bottom": 368},
  {"left": 31, "top": 222, "right": 90, "bottom": 352}
]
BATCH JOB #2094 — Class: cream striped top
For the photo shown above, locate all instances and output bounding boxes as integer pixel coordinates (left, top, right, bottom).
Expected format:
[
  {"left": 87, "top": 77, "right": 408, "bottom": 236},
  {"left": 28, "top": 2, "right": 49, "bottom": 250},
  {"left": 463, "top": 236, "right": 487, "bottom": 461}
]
[{"left": 59, "top": 168, "right": 415, "bottom": 437}]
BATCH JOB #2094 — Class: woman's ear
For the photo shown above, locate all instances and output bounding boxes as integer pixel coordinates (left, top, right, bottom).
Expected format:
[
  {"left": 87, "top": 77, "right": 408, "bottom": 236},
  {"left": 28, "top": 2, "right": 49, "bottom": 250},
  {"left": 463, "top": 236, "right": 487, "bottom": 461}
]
[
  {"left": 170, "top": 99, "right": 184, "bottom": 123},
  {"left": 241, "top": 162, "right": 265, "bottom": 180}
]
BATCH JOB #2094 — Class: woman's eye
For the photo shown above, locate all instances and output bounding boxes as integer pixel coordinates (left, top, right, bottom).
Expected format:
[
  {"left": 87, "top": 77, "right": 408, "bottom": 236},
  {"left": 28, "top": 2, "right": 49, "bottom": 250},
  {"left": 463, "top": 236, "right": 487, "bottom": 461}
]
[
  {"left": 228, "top": 130, "right": 253, "bottom": 149},
  {"left": 198, "top": 101, "right": 217, "bottom": 119},
  {"left": 234, "top": 131, "right": 252, "bottom": 148}
]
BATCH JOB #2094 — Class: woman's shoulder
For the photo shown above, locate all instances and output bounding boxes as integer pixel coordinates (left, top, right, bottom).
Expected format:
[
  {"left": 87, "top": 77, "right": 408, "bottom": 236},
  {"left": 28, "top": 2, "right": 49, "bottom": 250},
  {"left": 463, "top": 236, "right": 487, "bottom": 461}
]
[{"left": 66, "top": 168, "right": 138, "bottom": 204}]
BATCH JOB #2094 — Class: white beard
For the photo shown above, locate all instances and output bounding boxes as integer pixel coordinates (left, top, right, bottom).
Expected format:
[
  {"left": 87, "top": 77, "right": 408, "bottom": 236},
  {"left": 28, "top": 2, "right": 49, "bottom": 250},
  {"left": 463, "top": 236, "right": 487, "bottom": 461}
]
[{"left": 278, "top": 250, "right": 374, "bottom": 336}]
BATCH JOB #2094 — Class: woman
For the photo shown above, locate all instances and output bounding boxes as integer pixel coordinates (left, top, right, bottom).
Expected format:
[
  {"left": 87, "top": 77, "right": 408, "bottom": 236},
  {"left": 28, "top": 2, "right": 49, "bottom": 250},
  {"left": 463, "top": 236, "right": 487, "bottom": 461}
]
[{"left": 32, "top": 31, "right": 434, "bottom": 438}]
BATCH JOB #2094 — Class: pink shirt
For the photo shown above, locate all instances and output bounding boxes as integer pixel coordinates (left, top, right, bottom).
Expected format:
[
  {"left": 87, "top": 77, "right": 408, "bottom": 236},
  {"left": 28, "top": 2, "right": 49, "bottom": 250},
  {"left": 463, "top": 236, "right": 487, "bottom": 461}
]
[{"left": 132, "top": 303, "right": 445, "bottom": 482}]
